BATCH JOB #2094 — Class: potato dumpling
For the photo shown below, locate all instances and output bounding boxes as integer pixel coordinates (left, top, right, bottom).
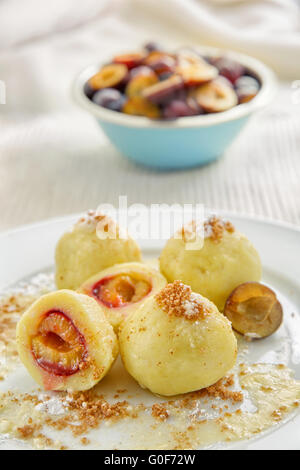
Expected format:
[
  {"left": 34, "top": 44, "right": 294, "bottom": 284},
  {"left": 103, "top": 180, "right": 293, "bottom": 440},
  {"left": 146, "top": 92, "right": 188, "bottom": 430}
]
[
  {"left": 160, "top": 216, "right": 261, "bottom": 312},
  {"left": 16, "top": 290, "right": 118, "bottom": 391},
  {"left": 55, "top": 210, "right": 141, "bottom": 290},
  {"left": 79, "top": 262, "right": 166, "bottom": 331},
  {"left": 119, "top": 281, "right": 237, "bottom": 396}
]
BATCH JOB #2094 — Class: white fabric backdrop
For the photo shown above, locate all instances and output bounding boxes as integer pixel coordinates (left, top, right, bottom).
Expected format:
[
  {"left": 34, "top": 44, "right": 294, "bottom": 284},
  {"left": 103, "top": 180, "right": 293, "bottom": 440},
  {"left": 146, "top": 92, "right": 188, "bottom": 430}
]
[{"left": 0, "top": 0, "right": 299, "bottom": 230}]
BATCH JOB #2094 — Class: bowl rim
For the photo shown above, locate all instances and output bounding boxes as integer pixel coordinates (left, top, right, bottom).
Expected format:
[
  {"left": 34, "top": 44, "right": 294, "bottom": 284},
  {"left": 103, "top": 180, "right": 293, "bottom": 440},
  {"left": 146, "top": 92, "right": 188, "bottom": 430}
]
[{"left": 72, "top": 45, "right": 278, "bottom": 129}]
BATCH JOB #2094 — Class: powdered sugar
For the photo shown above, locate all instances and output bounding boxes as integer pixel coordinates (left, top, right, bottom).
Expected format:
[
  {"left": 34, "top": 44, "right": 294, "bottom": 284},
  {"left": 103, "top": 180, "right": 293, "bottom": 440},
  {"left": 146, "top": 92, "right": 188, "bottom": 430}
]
[
  {"left": 204, "top": 220, "right": 214, "bottom": 238},
  {"left": 0, "top": 272, "right": 54, "bottom": 298},
  {"left": 76, "top": 209, "right": 112, "bottom": 232},
  {"left": 76, "top": 210, "right": 100, "bottom": 230},
  {"left": 204, "top": 216, "right": 235, "bottom": 242},
  {"left": 35, "top": 396, "right": 66, "bottom": 416},
  {"left": 179, "top": 215, "right": 235, "bottom": 245},
  {"left": 182, "top": 292, "right": 203, "bottom": 317}
]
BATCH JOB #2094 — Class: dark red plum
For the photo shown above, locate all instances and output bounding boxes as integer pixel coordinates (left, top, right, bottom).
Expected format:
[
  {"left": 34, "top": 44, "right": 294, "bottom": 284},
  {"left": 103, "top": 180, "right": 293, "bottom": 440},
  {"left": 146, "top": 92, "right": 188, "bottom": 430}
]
[
  {"left": 143, "top": 75, "right": 184, "bottom": 104},
  {"left": 163, "top": 99, "right": 200, "bottom": 119},
  {"left": 92, "top": 88, "right": 126, "bottom": 112},
  {"left": 84, "top": 81, "right": 95, "bottom": 100},
  {"left": 144, "top": 42, "right": 163, "bottom": 53},
  {"left": 214, "top": 57, "right": 245, "bottom": 85},
  {"left": 144, "top": 52, "right": 176, "bottom": 75}
]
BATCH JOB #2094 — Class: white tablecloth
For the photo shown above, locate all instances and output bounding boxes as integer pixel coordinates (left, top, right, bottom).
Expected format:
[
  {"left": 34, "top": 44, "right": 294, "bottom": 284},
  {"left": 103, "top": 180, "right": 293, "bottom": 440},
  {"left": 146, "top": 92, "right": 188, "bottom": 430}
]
[{"left": 0, "top": 0, "right": 300, "bottom": 230}]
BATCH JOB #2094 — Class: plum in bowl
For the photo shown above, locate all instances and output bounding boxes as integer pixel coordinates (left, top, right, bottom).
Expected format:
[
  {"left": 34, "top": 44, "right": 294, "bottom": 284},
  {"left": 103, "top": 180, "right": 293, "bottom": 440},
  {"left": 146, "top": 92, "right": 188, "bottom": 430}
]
[{"left": 73, "top": 45, "right": 276, "bottom": 170}]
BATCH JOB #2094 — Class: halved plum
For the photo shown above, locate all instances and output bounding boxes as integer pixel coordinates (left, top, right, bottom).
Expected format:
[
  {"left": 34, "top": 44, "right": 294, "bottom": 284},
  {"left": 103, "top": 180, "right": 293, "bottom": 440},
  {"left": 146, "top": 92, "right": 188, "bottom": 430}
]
[
  {"left": 176, "top": 48, "right": 204, "bottom": 67},
  {"left": 125, "top": 73, "right": 159, "bottom": 97},
  {"left": 176, "top": 60, "right": 218, "bottom": 86},
  {"left": 87, "top": 64, "right": 128, "bottom": 92},
  {"left": 92, "top": 274, "right": 152, "bottom": 309},
  {"left": 122, "top": 96, "right": 161, "bottom": 118},
  {"left": 113, "top": 52, "right": 145, "bottom": 69},
  {"left": 32, "top": 311, "right": 87, "bottom": 376},
  {"left": 224, "top": 282, "right": 283, "bottom": 338},
  {"left": 142, "top": 75, "right": 184, "bottom": 104},
  {"left": 16, "top": 290, "right": 118, "bottom": 391},
  {"left": 191, "top": 78, "right": 238, "bottom": 113},
  {"left": 143, "top": 51, "right": 176, "bottom": 75},
  {"left": 79, "top": 262, "right": 167, "bottom": 330}
]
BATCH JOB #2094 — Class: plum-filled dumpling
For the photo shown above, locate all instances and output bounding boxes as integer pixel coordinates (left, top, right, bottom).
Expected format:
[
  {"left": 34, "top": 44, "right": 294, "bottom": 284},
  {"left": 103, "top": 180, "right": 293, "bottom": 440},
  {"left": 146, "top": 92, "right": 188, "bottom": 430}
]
[
  {"left": 160, "top": 216, "right": 261, "bottom": 312},
  {"left": 79, "top": 262, "right": 167, "bottom": 330},
  {"left": 16, "top": 290, "right": 118, "bottom": 391},
  {"left": 119, "top": 281, "right": 237, "bottom": 396},
  {"left": 55, "top": 210, "right": 141, "bottom": 290}
]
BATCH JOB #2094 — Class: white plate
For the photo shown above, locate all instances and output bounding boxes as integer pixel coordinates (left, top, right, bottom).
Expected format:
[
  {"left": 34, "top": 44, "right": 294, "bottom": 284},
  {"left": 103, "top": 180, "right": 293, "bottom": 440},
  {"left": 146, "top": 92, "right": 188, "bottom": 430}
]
[{"left": 0, "top": 212, "right": 300, "bottom": 450}]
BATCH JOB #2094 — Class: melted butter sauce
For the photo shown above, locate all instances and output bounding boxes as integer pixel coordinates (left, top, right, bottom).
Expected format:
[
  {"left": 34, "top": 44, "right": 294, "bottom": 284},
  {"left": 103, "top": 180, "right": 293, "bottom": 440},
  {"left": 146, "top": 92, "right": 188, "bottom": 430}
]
[
  {"left": 0, "top": 271, "right": 300, "bottom": 449},
  {"left": 221, "top": 364, "right": 300, "bottom": 442}
]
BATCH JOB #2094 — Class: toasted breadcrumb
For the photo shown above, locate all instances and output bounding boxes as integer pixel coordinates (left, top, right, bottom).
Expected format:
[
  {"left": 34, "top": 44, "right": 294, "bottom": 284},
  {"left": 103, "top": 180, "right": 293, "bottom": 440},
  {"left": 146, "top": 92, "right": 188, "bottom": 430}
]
[
  {"left": 151, "top": 404, "right": 169, "bottom": 421},
  {"left": 17, "top": 424, "right": 41, "bottom": 438},
  {"left": 77, "top": 210, "right": 106, "bottom": 227},
  {"left": 47, "top": 391, "right": 136, "bottom": 437},
  {"left": 169, "top": 374, "right": 243, "bottom": 406},
  {"left": 180, "top": 216, "right": 235, "bottom": 244},
  {"left": 80, "top": 437, "right": 90, "bottom": 446},
  {"left": 205, "top": 216, "right": 234, "bottom": 243},
  {"left": 155, "top": 280, "right": 210, "bottom": 320},
  {"left": 76, "top": 210, "right": 119, "bottom": 236}
]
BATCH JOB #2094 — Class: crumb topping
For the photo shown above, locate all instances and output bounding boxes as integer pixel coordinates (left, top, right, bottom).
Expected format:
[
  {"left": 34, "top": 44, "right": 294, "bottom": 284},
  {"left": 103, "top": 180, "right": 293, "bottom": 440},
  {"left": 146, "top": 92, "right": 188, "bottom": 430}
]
[
  {"left": 76, "top": 210, "right": 114, "bottom": 232},
  {"left": 76, "top": 210, "right": 105, "bottom": 226},
  {"left": 0, "top": 294, "right": 24, "bottom": 347},
  {"left": 155, "top": 280, "right": 210, "bottom": 321},
  {"left": 75, "top": 210, "right": 124, "bottom": 239},
  {"left": 44, "top": 390, "right": 140, "bottom": 437},
  {"left": 168, "top": 375, "right": 243, "bottom": 410},
  {"left": 194, "top": 375, "right": 243, "bottom": 403},
  {"left": 204, "top": 216, "right": 234, "bottom": 243},
  {"left": 180, "top": 219, "right": 203, "bottom": 243},
  {"left": 181, "top": 216, "right": 235, "bottom": 244},
  {"left": 151, "top": 404, "right": 169, "bottom": 421}
]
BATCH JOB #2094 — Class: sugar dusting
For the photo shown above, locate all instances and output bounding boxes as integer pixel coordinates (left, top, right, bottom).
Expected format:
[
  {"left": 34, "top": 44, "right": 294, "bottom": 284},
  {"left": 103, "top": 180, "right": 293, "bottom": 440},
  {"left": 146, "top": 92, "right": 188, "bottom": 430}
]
[
  {"left": 180, "top": 215, "right": 235, "bottom": 245},
  {"left": 0, "top": 272, "right": 54, "bottom": 298},
  {"left": 76, "top": 210, "right": 106, "bottom": 231},
  {"left": 182, "top": 292, "right": 204, "bottom": 317},
  {"left": 35, "top": 396, "right": 66, "bottom": 416}
]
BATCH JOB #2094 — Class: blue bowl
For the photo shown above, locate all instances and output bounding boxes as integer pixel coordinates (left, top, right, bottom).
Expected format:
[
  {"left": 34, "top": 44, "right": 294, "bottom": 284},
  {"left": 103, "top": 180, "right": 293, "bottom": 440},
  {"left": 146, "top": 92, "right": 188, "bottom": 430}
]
[{"left": 73, "top": 47, "right": 276, "bottom": 170}]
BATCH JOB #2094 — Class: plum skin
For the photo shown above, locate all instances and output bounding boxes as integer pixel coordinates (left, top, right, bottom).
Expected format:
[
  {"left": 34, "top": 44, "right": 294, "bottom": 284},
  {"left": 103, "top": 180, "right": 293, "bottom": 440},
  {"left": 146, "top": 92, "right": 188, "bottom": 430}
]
[{"left": 92, "top": 88, "right": 126, "bottom": 112}]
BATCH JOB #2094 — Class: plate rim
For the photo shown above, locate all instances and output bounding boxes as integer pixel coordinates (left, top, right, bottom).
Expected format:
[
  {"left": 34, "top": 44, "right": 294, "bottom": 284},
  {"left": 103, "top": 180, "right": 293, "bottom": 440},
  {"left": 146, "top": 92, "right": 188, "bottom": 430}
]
[{"left": 1, "top": 209, "right": 299, "bottom": 240}]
